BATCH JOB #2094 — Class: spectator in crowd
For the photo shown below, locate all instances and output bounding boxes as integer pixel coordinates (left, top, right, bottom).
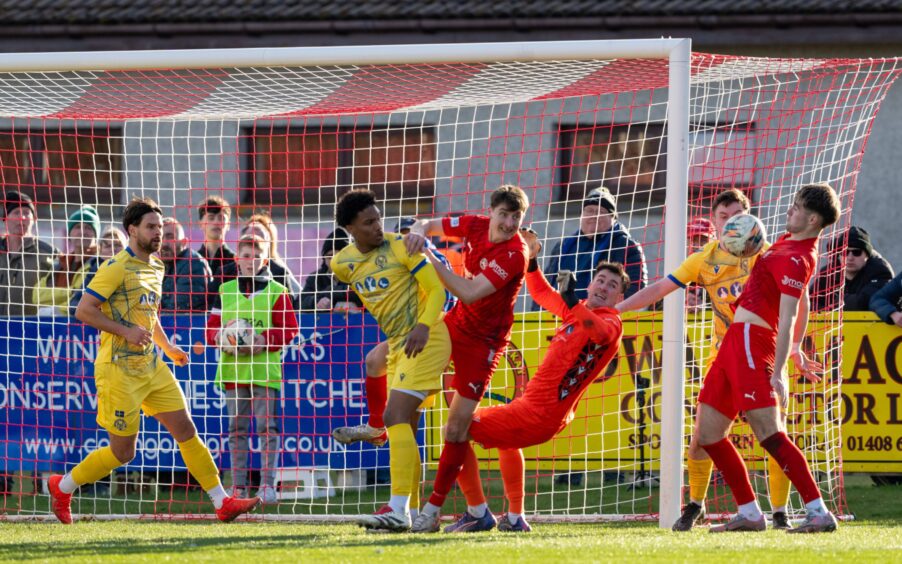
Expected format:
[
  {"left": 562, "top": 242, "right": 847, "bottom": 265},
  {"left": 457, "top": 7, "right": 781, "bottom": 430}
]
[
  {"left": 216, "top": 212, "right": 302, "bottom": 308},
  {"left": 196, "top": 196, "right": 235, "bottom": 285},
  {"left": 68, "top": 226, "right": 127, "bottom": 315},
  {"left": 813, "top": 226, "right": 894, "bottom": 311},
  {"left": 160, "top": 216, "right": 212, "bottom": 313},
  {"left": 206, "top": 234, "right": 299, "bottom": 504},
  {"left": 33, "top": 205, "right": 101, "bottom": 315},
  {"left": 870, "top": 271, "right": 902, "bottom": 327},
  {"left": 542, "top": 186, "right": 647, "bottom": 300},
  {"left": 0, "top": 190, "right": 58, "bottom": 316},
  {"left": 300, "top": 228, "right": 362, "bottom": 312}
]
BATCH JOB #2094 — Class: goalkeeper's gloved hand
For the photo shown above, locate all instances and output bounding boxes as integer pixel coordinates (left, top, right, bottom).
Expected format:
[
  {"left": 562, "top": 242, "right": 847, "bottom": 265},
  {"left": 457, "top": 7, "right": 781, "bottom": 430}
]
[{"left": 558, "top": 270, "right": 580, "bottom": 309}]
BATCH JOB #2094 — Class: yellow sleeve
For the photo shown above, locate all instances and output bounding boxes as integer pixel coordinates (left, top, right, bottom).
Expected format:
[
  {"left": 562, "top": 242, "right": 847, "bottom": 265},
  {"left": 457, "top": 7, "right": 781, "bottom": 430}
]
[
  {"left": 329, "top": 251, "right": 349, "bottom": 284},
  {"left": 390, "top": 236, "right": 444, "bottom": 327},
  {"left": 668, "top": 250, "right": 705, "bottom": 288},
  {"left": 86, "top": 259, "right": 125, "bottom": 302}
]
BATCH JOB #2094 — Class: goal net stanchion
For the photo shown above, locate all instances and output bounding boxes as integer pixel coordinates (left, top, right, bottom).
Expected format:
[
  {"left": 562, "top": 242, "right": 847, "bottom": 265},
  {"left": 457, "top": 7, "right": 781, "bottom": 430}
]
[{"left": 0, "top": 40, "right": 898, "bottom": 524}]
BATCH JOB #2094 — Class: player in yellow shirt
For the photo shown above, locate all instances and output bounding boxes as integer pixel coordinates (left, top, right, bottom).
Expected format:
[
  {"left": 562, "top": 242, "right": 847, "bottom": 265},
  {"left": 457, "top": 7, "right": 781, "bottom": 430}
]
[
  {"left": 47, "top": 197, "right": 260, "bottom": 524},
  {"left": 616, "top": 188, "right": 793, "bottom": 531},
  {"left": 330, "top": 189, "right": 451, "bottom": 533}
]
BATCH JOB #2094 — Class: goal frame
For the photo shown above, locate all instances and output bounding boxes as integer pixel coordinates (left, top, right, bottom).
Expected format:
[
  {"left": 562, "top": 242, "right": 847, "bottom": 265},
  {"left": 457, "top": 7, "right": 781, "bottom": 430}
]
[{"left": 0, "top": 38, "right": 692, "bottom": 529}]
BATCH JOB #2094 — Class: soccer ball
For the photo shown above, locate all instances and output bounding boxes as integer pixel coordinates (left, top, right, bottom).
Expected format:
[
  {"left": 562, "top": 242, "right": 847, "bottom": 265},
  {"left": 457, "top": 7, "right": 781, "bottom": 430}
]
[
  {"left": 720, "top": 213, "right": 767, "bottom": 258},
  {"left": 218, "top": 318, "right": 256, "bottom": 356}
]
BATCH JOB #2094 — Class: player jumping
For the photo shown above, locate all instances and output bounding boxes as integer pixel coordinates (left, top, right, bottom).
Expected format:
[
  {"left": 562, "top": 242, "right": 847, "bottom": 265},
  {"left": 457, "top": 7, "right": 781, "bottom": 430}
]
[
  {"left": 48, "top": 197, "right": 260, "bottom": 524},
  {"left": 696, "top": 183, "right": 840, "bottom": 533},
  {"left": 402, "top": 185, "right": 530, "bottom": 532},
  {"left": 616, "top": 188, "right": 793, "bottom": 531}
]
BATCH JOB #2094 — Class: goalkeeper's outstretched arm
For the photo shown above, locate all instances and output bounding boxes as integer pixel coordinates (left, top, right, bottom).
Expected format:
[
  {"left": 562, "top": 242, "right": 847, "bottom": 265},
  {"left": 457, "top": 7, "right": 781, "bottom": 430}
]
[{"left": 615, "top": 277, "right": 680, "bottom": 313}]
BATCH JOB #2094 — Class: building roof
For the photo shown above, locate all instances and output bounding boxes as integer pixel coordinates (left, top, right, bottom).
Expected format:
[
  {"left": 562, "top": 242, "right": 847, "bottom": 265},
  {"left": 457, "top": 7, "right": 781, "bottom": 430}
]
[{"left": 1, "top": 1, "right": 900, "bottom": 26}]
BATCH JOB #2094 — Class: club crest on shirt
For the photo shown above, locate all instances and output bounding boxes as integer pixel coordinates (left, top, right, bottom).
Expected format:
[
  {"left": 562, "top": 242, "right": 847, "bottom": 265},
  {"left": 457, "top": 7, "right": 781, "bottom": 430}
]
[
  {"left": 480, "top": 258, "right": 488, "bottom": 271},
  {"left": 375, "top": 254, "right": 387, "bottom": 268}
]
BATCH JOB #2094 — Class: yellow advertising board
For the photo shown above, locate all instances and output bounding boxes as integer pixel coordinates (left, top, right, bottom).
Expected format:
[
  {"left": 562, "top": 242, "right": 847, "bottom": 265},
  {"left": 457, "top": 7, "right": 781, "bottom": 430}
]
[{"left": 426, "top": 311, "right": 902, "bottom": 473}]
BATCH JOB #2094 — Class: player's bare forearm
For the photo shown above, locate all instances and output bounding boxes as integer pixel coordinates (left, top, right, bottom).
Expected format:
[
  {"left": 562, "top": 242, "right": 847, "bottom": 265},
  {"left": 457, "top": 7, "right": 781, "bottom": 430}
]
[
  {"left": 774, "top": 295, "right": 801, "bottom": 380},
  {"left": 410, "top": 218, "right": 444, "bottom": 237},
  {"left": 152, "top": 318, "right": 174, "bottom": 351},
  {"left": 792, "top": 288, "right": 810, "bottom": 347},
  {"left": 427, "top": 250, "right": 496, "bottom": 304},
  {"left": 75, "top": 298, "right": 129, "bottom": 337},
  {"left": 615, "top": 277, "right": 678, "bottom": 313}
]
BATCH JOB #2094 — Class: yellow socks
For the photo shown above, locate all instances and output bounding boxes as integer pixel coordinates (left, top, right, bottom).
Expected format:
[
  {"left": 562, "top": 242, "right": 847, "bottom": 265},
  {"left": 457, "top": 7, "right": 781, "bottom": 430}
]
[
  {"left": 177, "top": 435, "right": 222, "bottom": 491},
  {"left": 387, "top": 424, "right": 417, "bottom": 498},
  {"left": 687, "top": 457, "right": 714, "bottom": 504},
  {"left": 70, "top": 446, "right": 123, "bottom": 487},
  {"left": 409, "top": 439, "right": 422, "bottom": 511},
  {"left": 768, "top": 455, "right": 791, "bottom": 511}
]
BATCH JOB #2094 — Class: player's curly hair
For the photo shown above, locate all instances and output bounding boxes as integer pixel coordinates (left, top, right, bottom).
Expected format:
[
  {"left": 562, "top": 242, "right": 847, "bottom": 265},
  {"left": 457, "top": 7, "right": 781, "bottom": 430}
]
[
  {"left": 122, "top": 197, "right": 163, "bottom": 232},
  {"left": 594, "top": 261, "right": 630, "bottom": 293},
  {"left": 797, "top": 183, "right": 841, "bottom": 228},
  {"left": 490, "top": 184, "right": 529, "bottom": 213},
  {"left": 335, "top": 189, "right": 378, "bottom": 228}
]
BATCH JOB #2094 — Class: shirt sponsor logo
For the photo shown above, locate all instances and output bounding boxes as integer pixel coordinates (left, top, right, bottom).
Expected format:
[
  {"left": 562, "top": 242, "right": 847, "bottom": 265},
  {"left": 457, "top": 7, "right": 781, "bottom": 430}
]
[
  {"left": 450, "top": 217, "right": 460, "bottom": 228},
  {"left": 781, "top": 275, "right": 805, "bottom": 290},
  {"left": 730, "top": 282, "right": 743, "bottom": 297},
  {"left": 488, "top": 259, "right": 508, "bottom": 280},
  {"left": 377, "top": 277, "right": 390, "bottom": 289},
  {"left": 138, "top": 293, "right": 158, "bottom": 305}
]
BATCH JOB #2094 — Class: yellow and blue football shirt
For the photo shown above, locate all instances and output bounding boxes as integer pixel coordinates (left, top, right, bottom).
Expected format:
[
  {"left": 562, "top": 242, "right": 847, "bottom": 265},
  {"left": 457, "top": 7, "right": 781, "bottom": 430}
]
[
  {"left": 668, "top": 239, "right": 767, "bottom": 352},
  {"left": 331, "top": 233, "right": 445, "bottom": 342},
  {"left": 86, "top": 246, "right": 165, "bottom": 375}
]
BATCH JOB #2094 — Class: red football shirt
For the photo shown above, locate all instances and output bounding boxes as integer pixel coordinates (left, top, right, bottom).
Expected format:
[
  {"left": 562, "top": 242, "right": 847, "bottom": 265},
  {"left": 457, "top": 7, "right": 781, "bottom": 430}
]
[
  {"left": 442, "top": 214, "right": 527, "bottom": 347},
  {"left": 518, "top": 270, "right": 623, "bottom": 428},
  {"left": 735, "top": 233, "right": 819, "bottom": 331}
]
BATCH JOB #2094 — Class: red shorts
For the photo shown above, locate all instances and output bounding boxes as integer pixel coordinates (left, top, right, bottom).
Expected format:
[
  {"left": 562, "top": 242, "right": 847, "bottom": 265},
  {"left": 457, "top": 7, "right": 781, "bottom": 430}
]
[
  {"left": 447, "top": 320, "right": 505, "bottom": 401},
  {"left": 697, "top": 322, "right": 778, "bottom": 420},
  {"left": 469, "top": 402, "right": 556, "bottom": 450}
]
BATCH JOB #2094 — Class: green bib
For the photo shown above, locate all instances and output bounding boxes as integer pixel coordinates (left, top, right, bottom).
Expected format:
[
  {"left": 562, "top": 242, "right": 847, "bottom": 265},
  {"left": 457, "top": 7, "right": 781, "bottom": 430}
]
[{"left": 215, "top": 278, "right": 288, "bottom": 390}]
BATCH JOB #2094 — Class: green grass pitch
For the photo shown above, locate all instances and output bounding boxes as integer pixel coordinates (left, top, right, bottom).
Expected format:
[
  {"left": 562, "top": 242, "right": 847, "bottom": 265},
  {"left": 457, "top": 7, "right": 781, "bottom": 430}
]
[{"left": 1, "top": 475, "right": 900, "bottom": 563}]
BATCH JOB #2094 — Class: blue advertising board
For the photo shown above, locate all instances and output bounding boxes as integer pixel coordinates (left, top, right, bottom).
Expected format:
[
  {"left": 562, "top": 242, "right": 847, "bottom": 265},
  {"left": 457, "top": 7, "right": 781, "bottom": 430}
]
[{"left": 0, "top": 313, "right": 393, "bottom": 474}]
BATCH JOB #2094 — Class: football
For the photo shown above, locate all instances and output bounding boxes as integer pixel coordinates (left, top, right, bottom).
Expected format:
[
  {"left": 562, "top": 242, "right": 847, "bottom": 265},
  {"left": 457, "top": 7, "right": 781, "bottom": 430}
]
[
  {"left": 218, "top": 318, "right": 256, "bottom": 356},
  {"left": 720, "top": 213, "right": 767, "bottom": 258}
]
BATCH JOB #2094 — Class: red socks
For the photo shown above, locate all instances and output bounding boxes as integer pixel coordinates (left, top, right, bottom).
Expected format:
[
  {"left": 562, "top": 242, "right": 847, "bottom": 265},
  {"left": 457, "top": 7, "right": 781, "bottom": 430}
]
[
  {"left": 365, "top": 374, "right": 387, "bottom": 429},
  {"left": 701, "top": 438, "right": 756, "bottom": 506},
  {"left": 427, "top": 441, "right": 470, "bottom": 508},
  {"left": 760, "top": 432, "right": 821, "bottom": 504}
]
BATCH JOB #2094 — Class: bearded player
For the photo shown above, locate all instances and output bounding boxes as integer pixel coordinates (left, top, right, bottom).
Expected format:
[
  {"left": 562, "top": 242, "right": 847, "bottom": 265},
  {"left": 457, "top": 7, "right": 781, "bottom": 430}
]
[
  {"left": 403, "top": 185, "right": 530, "bottom": 532},
  {"left": 696, "top": 183, "right": 840, "bottom": 533},
  {"left": 616, "top": 188, "right": 793, "bottom": 531},
  {"left": 411, "top": 232, "right": 626, "bottom": 533},
  {"left": 48, "top": 197, "right": 260, "bottom": 524}
]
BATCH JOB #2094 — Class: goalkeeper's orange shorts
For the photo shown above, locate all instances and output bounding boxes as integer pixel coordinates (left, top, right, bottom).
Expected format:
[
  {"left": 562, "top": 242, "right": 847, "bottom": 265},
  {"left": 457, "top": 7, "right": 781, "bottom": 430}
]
[
  {"left": 95, "top": 357, "right": 188, "bottom": 436},
  {"left": 468, "top": 402, "right": 558, "bottom": 450}
]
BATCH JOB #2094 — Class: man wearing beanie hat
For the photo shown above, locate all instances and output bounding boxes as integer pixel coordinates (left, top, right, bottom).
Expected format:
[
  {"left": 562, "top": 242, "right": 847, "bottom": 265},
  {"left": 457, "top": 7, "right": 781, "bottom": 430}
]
[
  {"left": 812, "top": 225, "right": 893, "bottom": 311},
  {"left": 0, "top": 190, "right": 58, "bottom": 316},
  {"left": 34, "top": 205, "right": 101, "bottom": 315},
  {"left": 300, "top": 228, "right": 362, "bottom": 311},
  {"left": 540, "top": 185, "right": 647, "bottom": 303}
]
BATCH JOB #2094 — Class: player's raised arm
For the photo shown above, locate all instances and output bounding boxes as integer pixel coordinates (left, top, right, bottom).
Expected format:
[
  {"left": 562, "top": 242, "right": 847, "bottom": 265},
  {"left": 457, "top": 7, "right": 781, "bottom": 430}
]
[
  {"left": 523, "top": 228, "right": 570, "bottom": 318},
  {"left": 425, "top": 250, "right": 498, "bottom": 305},
  {"left": 404, "top": 218, "right": 445, "bottom": 255}
]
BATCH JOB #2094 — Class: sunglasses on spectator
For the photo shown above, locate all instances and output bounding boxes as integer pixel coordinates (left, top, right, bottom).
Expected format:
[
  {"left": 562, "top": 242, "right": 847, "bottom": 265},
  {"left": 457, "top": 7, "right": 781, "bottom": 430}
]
[{"left": 847, "top": 248, "right": 866, "bottom": 257}]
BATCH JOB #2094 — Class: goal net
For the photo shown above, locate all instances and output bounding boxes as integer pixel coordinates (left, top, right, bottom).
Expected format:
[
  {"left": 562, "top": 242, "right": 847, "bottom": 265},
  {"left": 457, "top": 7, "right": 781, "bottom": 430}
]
[{"left": 0, "top": 40, "right": 898, "bottom": 525}]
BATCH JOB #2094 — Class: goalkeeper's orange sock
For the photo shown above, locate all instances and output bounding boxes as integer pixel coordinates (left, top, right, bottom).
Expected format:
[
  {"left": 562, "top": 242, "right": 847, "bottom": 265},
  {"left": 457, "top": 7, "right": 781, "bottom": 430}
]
[
  {"left": 499, "top": 448, "right": 525, "bottom": 515},
  {"left": 365, "top": 374, "right": 387, "bottom": 429},
  {"left": 767, "top": 454, "right": 791, "bottom": 512},
  {"left": 387, "top": 423, "right": 417, "bottom": 514},
  {"left": 66, "top": 446, "right": 123, "bottom": 493},
  {"left": 457, "top": 444, "right": 488, "bottom": 518},
  {"left": 687, "top": 456, "right": 714, "bottom": 505}
]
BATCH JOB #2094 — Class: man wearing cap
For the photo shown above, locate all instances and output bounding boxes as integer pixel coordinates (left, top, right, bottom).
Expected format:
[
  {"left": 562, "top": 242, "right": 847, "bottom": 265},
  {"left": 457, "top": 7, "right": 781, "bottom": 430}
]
[
  {"left": 812, "top": 225, "right": 893, "bottom": 311},
  {"left": 299, "top": 228, "right": 362, "bottom": 312},
  {"left": 542, "top": 186, "right": 647, "bottom": 301},
  {"left": 0, "top": 190, "right": 59, "bottom": 317},
  {"left": 33, "top": 205, "right": 101, "bottom": 315}
]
